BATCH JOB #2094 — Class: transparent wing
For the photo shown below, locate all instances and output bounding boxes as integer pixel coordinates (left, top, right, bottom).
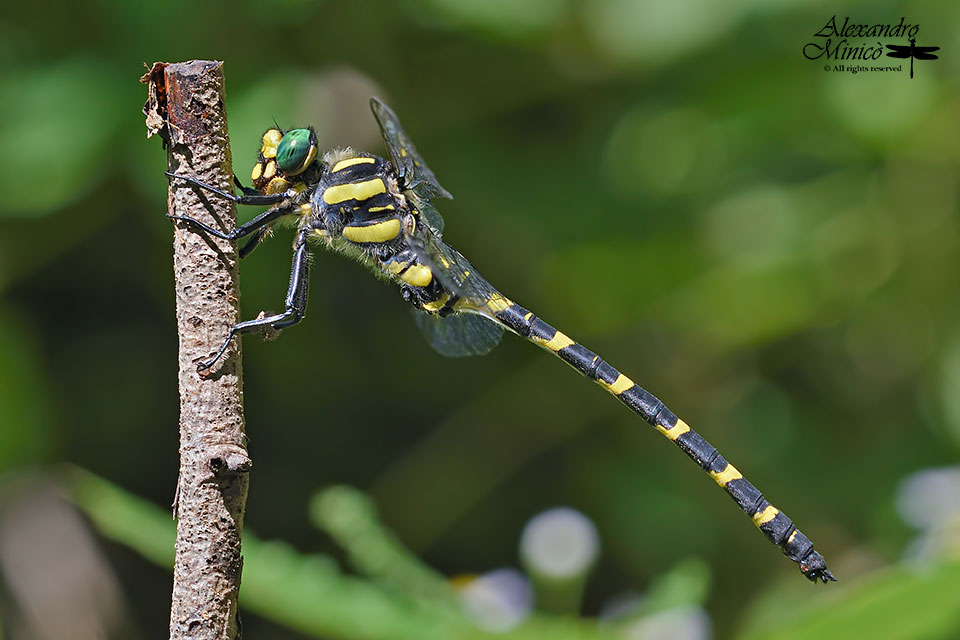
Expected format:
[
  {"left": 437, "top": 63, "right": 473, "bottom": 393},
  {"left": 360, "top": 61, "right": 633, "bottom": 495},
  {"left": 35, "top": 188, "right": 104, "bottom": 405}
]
[
  {"left": 406, "top": 225, "right": 499, "bottom": 309},
  {"left": 412, "top": 309, "right": 503, "bottom": 357},
  {"left": 404, "top": 222, "right": 506, "bottom": 356},
  {"left": 370, "top": 97, "right": 452, "bottom": 201},
  {"left": 408, "top": 189, "right": 444, "bottom": 237}
]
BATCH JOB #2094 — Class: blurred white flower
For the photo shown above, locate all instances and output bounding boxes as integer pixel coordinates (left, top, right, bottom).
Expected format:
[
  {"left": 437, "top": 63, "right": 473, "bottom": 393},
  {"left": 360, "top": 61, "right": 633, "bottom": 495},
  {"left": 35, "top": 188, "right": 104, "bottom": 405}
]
[
  {"left": 622, "top": 605, "right": 712, "bottom": 640},
  {"left": 457, "top": 568, "right": 532, "bottom": 632},
  {"left": 896, "top": 466, "right": 960, "bottom": 562},
  {"left": 895, "top": 466, "right": 960, "bottom": 530},
  {"left": 519, "top": 507, "right": 600, "bottom": 579}
]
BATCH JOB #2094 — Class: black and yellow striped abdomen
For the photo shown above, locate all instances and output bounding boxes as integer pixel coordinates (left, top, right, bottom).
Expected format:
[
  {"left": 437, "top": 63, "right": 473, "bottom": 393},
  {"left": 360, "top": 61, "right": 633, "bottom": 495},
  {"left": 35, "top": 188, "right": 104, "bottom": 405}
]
[{"left": 487, "top": 298, "right": 834, "bottom": 582}]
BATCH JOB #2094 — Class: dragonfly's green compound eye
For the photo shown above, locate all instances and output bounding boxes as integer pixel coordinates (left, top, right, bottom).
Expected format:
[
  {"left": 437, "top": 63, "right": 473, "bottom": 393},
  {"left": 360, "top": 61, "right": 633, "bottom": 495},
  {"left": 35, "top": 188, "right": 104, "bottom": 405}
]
[{"left": 276, "top": 128, "right": 317, "bottom": 176}]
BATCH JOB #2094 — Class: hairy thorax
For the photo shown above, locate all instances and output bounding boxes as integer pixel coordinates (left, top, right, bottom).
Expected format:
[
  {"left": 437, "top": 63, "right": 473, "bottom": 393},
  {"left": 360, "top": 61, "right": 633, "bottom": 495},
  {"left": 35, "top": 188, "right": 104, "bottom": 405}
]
[{"left": 312, "top": 148, "right": 409, "bottom": 234}]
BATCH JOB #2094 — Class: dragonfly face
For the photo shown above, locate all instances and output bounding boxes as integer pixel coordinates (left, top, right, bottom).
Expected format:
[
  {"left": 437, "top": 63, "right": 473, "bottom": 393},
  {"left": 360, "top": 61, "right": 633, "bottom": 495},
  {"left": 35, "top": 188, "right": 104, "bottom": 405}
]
[
  {"left": 164, "top": 98, "right": 836, "bottom": 583},
  {"left": 249, "top": 127, "right": 320, "bottom": 195}
]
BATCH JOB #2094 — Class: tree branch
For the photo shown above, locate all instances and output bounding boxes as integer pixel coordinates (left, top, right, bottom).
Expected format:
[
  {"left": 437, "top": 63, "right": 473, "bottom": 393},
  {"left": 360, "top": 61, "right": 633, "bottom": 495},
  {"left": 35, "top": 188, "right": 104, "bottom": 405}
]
[{"left": 143, "top": 60, "right": 250, "bottom": 640}]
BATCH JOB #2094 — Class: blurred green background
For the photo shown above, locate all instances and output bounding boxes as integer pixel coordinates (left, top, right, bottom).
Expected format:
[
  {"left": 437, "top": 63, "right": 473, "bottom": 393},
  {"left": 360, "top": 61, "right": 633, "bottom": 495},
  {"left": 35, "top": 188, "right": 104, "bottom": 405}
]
[{"left": 2, "top": 1, "right": 959, "bottom": 638}]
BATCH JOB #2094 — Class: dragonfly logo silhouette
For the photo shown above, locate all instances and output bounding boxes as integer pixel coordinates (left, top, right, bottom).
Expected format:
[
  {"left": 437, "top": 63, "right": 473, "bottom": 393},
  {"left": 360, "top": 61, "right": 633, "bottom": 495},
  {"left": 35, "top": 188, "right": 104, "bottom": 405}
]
[{"left": 885, "top": 38, "right": 940, "bottom": 78}]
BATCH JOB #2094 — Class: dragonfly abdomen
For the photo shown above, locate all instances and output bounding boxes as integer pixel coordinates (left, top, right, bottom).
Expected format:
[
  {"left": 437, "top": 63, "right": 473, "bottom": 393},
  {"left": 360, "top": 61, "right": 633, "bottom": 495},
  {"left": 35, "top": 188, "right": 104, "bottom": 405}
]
[{"left": 488, "top": 296, "right": 835, "bottom": 582}]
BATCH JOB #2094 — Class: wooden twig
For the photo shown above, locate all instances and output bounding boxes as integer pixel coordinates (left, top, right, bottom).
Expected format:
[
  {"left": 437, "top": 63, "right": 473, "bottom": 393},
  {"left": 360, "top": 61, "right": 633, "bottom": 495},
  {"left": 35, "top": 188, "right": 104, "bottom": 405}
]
[{"left": 143, "top": 60, "right": 251, "bottom": 640}]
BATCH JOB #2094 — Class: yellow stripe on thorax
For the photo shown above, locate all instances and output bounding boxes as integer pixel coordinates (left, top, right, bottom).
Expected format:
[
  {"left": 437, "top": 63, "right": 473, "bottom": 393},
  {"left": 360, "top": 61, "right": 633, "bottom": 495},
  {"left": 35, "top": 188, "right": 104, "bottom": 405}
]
[
  {"left": 385, "top": 260, "right": 408, "bottom": 275},
  {"left": 342, "top": 219, "right": 401, "bottom": 243},
  {"left": 323, "top": 178, "right": 386, "bottom": 204},
  {"left": 332, "top": 157, "right": 376, "bottom": 172},
  {"left": 655, "top": 418, "right": 691, "bottom": 441},
  {"left": 709, "top": 463, "right": 743, "bottom": 487},
  {"left": 752, "top": 505, "right": 779, "bottom": 526}
]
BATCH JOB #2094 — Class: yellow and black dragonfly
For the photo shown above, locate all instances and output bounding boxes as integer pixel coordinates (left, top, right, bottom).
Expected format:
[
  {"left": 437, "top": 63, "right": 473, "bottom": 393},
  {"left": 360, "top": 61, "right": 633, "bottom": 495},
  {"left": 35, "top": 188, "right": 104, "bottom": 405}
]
[
  {"left": 885, "top": 38, "right": 940, "bottom": 78},
  {"left": 166, "top": 98, "right": 835, "bottom": 583}
]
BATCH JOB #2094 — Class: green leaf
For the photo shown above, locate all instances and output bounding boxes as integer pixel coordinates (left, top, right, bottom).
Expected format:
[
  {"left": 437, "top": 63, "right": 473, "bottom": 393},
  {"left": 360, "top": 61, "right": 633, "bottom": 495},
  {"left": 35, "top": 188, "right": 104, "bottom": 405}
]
[
  {"left": 740, "top": 561, "right": 960, "bottom": 640},
  {"left": 310, "top": 485, "right": 456, "bottom": 605},
  {"left": 67, "top": 468, "right": 620, "bottom": 640}
]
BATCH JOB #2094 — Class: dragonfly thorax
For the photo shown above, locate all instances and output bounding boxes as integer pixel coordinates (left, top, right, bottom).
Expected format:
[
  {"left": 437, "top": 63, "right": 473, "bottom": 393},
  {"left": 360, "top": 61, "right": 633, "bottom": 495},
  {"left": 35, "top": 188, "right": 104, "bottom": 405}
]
[{"left": 310, "top": 149, "right": 411, "bottom": 245}]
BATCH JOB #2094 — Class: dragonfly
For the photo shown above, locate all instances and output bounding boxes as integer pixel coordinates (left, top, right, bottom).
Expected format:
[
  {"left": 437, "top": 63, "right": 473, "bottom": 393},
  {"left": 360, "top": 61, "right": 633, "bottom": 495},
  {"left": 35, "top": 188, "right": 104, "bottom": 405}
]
[
  {"left": 885, "top": 38, "right": 940, "bottom": 78},
  {"left": 166, "top": 98, "right": 835, "bottom": 583}
]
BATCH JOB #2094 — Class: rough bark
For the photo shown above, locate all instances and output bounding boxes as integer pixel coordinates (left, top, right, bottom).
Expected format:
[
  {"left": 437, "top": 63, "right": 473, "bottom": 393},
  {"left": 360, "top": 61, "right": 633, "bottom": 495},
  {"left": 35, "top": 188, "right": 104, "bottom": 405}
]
[{"left": 143, "top": 60, "right": 251, "bottom": 640}]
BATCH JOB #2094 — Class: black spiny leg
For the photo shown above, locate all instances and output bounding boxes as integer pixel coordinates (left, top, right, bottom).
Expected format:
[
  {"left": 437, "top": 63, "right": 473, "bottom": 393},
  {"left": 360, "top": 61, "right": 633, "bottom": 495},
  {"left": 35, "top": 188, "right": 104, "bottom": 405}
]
[
  {"left": 166, "top": 172, "right": 296, "bottom": 244},
  {"left": 231, "top": 176, "right": 283, "bottom": 258},
  {"left": 167, "top": 171, "right": 287, "bottom": 206},
  {"left": 239, "top": 226, "right": 272, "bottom": 259},
  {"left": 234, "top": 175, "right": 261, "bottom": 197},
  {"left": 168, "top": 201, "right": 293, "bottom": 243},
  {"left": 198, "top": 230, "right": 311, "bottom": 372}
]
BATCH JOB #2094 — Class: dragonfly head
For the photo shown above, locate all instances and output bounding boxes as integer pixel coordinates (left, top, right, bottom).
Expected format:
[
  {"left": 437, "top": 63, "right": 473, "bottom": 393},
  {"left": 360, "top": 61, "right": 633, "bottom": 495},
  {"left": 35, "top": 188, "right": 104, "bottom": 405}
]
[{"left": 250, "top": 127, "right": 318, "bottom": 195}]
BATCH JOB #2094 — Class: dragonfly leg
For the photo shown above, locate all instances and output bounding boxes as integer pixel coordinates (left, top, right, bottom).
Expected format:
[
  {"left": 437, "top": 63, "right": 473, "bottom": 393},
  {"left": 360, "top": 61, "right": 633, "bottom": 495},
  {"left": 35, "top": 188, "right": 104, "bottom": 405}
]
[
  {"left": 233, "top": 174, "right": 261, "bottom": 197},
  {"left": 239, "top": 226, "right": 272, "bottom": 259},
  {"left": 168, "top": 201, "right": 294, "bottom": 243},
  {"left": 198, "top": 229, "right": 311, "bottom": 372},
  {"left": 166, "top": 171, "right": 287, "bottom": 206}
]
